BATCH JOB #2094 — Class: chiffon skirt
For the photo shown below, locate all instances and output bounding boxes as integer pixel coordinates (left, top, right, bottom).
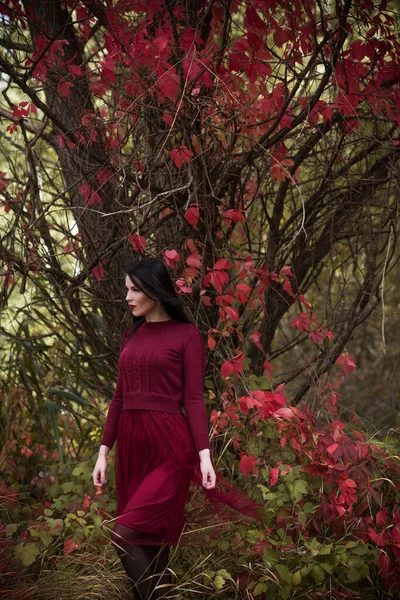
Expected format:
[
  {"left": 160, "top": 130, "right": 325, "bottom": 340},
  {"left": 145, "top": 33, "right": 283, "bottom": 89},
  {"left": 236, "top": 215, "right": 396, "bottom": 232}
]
[{"left": 111, "top": 409, "right": 263, "bottom": 547}]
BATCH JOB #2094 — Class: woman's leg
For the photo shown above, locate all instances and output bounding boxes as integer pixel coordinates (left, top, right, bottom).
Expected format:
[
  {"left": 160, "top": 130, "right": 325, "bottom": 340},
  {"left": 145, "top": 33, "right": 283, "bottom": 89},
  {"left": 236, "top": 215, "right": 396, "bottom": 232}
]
[
  {"left": 116, "top": 542, "right": 154, "bottom": 600},
  {"left": 112, "top": 524, "right": 172, "bottom": 599},
  {"left": 143, "top": 544, "right": 172, "bottom": 598}
]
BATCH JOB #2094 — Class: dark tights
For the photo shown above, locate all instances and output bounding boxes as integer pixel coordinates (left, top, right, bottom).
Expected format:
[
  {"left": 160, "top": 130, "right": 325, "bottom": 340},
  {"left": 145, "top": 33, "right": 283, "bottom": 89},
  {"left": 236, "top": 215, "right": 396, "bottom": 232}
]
[{"left": 113, "top": 525, "right": 172, "bottom": 599}]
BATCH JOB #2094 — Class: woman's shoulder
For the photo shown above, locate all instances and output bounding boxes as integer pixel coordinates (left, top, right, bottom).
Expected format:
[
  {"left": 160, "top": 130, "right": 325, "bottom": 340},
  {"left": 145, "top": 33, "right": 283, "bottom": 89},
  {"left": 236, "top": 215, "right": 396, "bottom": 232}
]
[
  {"left": 176, "top": 321, "right": 205, "bottom": 342},
  {"left": 120, "top": 325, "right": 136, "bottom": 349}
]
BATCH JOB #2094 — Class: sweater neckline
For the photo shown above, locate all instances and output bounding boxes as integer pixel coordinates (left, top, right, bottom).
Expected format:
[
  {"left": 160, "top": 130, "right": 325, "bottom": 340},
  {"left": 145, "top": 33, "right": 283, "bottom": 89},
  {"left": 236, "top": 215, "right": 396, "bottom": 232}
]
[{"left": 142, "top": 318, "right": 177, "bottom": 327}]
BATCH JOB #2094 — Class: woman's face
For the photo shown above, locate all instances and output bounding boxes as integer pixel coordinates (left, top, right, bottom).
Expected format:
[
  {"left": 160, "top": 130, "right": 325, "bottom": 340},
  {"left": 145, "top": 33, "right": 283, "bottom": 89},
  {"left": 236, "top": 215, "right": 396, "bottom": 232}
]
[{"left": 125, "top": 274, "right": 157, "bottom": 317}]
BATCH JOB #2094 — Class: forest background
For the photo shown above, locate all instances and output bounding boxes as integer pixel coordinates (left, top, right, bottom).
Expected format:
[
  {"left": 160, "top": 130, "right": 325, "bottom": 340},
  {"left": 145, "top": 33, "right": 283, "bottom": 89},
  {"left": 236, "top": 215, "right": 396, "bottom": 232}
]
[{"left": 1, "top": 0, "right": 400, "bottom": 598}]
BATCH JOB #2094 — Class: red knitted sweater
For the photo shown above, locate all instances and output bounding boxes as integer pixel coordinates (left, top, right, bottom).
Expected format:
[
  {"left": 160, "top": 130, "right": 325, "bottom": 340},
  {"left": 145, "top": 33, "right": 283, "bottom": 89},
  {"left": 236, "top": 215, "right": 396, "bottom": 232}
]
[{"left": 100, "top": 319, "right": 211, "bottom": 453}]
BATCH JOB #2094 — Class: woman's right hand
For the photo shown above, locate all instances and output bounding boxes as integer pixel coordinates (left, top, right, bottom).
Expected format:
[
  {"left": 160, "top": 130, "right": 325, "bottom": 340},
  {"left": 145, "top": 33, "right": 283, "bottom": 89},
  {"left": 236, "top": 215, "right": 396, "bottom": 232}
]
[{"left": 92, "top": 454, "right": 108, "bottom": 487}]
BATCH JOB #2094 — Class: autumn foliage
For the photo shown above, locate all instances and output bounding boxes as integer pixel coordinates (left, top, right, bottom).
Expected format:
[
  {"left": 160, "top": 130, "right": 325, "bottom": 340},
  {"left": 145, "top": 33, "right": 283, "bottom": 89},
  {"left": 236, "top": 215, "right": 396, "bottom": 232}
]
[{"left": 1, "top": 0, "right": 400, "bottom": 597}]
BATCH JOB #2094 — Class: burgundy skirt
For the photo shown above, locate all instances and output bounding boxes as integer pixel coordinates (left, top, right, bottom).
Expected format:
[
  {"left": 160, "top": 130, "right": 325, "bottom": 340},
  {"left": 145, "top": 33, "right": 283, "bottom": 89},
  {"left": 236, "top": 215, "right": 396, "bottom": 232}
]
[{"left": 112, "top": 409, "right": 263, "bottom": 547}]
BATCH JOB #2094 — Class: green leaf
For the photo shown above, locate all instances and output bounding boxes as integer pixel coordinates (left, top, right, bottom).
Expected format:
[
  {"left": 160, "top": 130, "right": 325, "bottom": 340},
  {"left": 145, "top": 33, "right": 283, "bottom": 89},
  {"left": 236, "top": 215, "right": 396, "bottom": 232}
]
[
  {"left": 275, "top": 564, "right": 292, "bottom": 585},
  {"left": 320, "top": 563, "right": 333, "bottom": 573},
  {"left": 45, "top": 517, "right": 64, "bottom": 535},
  {"left": 44, "top": 508, "right": 53, "bottom": 516},
  {"left": 72, "top": 464, "right": 85, "bottom": 477},
  {"left": 14, "top": 542, "right": 40, "bottom": 566},
  {"left": 61, "top": 482, "right": 75, "bottom": 494},
  {"left": 202, "top": 570, "right": 214, "bottom": 583},
  {"left": 47, "top": 387, "right": 92, "bottom": 407},
  {"left": 214, "top": 575, "right": 225, "bottom": 590},
  {"left": 348, "top": 556, "right": 365, "bottom": 568},
  {"left": 263, "top": 549, "right": 278, "bottom": 565},
  {"left": 29, "top": 529, "right": 40, "bottom": 538},
  {"left": 257, "top": 484, "right": 270, "bottom": 494},
  {"left": 358, "top": 563, "right": 370, "bottom": 579},
  {"left": 39, "top": 530, "right": 53, "bottom": 547},
  {"left": 319, "top": 544, "right": 333, "bottom": 555},
  {"left": 346, "top": 568, "right": 361, "bottom": 583},
  {"left": 217, "top": 569, "right": 232, "bottom": 580},
  {"left": 311, "top": 565, "right": 325, "bottom": 584},
  {"left": 246, "top": 529, "right": 264, "bottom": 543},
  {"left": 218, "top": 540, "right": 230, "bottom": 551},
  {"left": 353, "top": 545, "right": 368, "bottom": 556},
  {"left": 5, "top": 524, "right": 17, "bottom": 537},
  {"left": 254, "top": 583, "right": 268, "bottom": 596},
  {"left": 292, "top": 570, "right": 303, "bottom": 586},
  {"left": 293, "top": 479, "right": 308, "bottom": 494},
  {"left": 297, "top": 512, "right": 307, "bottom": 524}
]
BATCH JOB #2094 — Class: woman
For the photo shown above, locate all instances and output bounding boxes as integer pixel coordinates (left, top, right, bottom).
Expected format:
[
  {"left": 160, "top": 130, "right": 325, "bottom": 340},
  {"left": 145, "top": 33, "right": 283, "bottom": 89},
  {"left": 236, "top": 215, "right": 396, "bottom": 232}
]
[{"left": 92, "top": 258, "right": 262, "bottom": 599}]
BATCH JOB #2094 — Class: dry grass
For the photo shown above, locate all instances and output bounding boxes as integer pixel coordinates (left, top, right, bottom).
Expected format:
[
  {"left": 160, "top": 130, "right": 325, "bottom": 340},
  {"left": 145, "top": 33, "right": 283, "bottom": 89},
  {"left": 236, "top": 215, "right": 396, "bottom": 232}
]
[{"left": 8, "top": 532, "right": 259, "bottom": 600}]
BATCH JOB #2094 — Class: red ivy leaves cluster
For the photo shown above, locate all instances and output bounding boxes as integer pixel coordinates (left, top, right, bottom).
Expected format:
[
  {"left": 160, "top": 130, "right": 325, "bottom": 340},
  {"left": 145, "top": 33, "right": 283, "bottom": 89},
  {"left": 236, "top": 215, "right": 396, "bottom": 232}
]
[
  {"left": 210, "top": 384, "right": 400, "bottom": 589},
  {"left": 3, "top": 0, "right": 398, "bottom": 184}
]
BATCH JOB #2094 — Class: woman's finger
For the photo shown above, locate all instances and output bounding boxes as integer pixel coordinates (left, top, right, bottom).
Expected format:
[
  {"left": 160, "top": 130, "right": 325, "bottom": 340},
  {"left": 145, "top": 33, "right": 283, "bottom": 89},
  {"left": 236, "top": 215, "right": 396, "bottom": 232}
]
[{"left": 92, "top": 469, "right": 98, "bottom": 486}]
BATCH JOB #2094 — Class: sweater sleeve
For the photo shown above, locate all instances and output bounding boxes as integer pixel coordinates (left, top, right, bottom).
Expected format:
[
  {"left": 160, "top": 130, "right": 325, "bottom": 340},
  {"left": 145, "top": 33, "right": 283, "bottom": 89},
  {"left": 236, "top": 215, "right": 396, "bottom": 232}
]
[
  {"left": 182, "top": 327, "right": 211, "bottom": 452},
  {"left": 100, "top": 330, "right": 130, "bottom": 450}
]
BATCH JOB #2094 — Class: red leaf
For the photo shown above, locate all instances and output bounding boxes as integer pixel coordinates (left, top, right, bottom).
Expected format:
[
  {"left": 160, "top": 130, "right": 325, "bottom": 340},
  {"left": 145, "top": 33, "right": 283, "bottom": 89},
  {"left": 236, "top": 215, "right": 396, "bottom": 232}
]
[
  {"left": 164, "top": 249, "right": 180, "bottom": 268},
  {"left": 185, "top": 207, "right": 199, "bottom": 227},
  {"left": 170, "top": 145, "right": 193, "bottom": 168},
  {"left": 82, "top": 493, "right": 91, "bottom": 508},
  {"left": 207, "top": 335, "right": 216, "bottom": 350},
  {"left": 58, "top": 80, "right": 73, "bottom": 98},
  {"left": 353, "top": 430, "right": 364, "bottom": 442},
  {"left": 247, "top": 32, "right": 263, "bottom": 51},
  {"left": 246, "top": 7, "right": 265, "bottom": 31},
  {"left": 221, "top": 361, "right": 234, "bottom": 379},
  {"left": 239, "top": 453, "right": 257, "bottom": 476},
  {"left": 270, "top": 467, "right": 279, "bottom": 486},
  {"left": 376, "top": 510, "right": 388, "bottom": 527},
  {"left": 336, "top": 354, "right": 356, "bottom": 377},
  {"left": 280, "top": 266, "right": 293, "bottom": 278},
  {"left": 224, "top": 306, "right": 239, "bottom": 322},
  {"left": 158, "top": 71, "right": 180, "bottom": 101},
  {"left": 274, "top": 407, "right": 294, "bottom": 420},
  {"left": 92, "top": 265, "right": 105, "bottom": 280},
  {"left": 153, "top": 36, "right": 168, "bottom": 52},
  {"left": 63, "top": 539, "right": 77, "bottom": 555},
  {"left": 291, "top": 313, "right": 311, "bottom": 332},
  {"left": 282, "top": 278, "right": 295, "bottom": 297},
  {"left": 344, "top": 478, "right": 357, "bottom": 489},
  {"left": 162, "top": 112, "right": 174, "bottom": 126},
  {"left": 273, "top": 26, "right": 290, "bottom": 48},
  {"left": 129, "top": 234, "right": 146, "bottom": 254},
  {"left": 270, "top": 163, "right": 288, "bottom": 181},
  {"left": 221, "top": 209, "right": 247, "bottom": 226},
  {"left": 68, "top": 64, "right": 82, "bottom": 78},
  {"left": 308, "top": 329, "right": 325, "bottom": 344},
  {"left": 368, "top": 528, "right": 386, "bottom": 546},
  {"left": 213, "top": 258, "right": 231, "bottom": 270},
  {"left": 327, "top": 443, "right": 339, "bottom": 455}
]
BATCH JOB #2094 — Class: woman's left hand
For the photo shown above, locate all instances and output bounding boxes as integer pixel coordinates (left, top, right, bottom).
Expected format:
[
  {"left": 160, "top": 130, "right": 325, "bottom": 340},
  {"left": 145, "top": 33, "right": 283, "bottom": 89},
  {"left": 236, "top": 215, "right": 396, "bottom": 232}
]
[{"left": 200, "top": 457, "right": 216, "bottom": 490}]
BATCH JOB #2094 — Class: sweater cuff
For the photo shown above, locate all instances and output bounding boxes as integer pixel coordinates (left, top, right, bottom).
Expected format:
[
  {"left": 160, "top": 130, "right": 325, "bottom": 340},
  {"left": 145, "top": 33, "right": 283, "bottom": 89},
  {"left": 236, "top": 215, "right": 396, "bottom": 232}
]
[
  {"left": 100, "top": 432, "right": 115, "bottom": 451},
  {"left": 194, "top": 433, "right": 210, "bottom": 452}
]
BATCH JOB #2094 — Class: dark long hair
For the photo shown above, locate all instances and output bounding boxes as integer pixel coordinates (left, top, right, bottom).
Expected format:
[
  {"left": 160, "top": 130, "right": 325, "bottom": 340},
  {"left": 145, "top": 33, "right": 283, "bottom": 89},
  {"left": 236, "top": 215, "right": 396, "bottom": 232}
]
[{"left": 125, "top": 258, "right": 193, "bottom": 334}]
